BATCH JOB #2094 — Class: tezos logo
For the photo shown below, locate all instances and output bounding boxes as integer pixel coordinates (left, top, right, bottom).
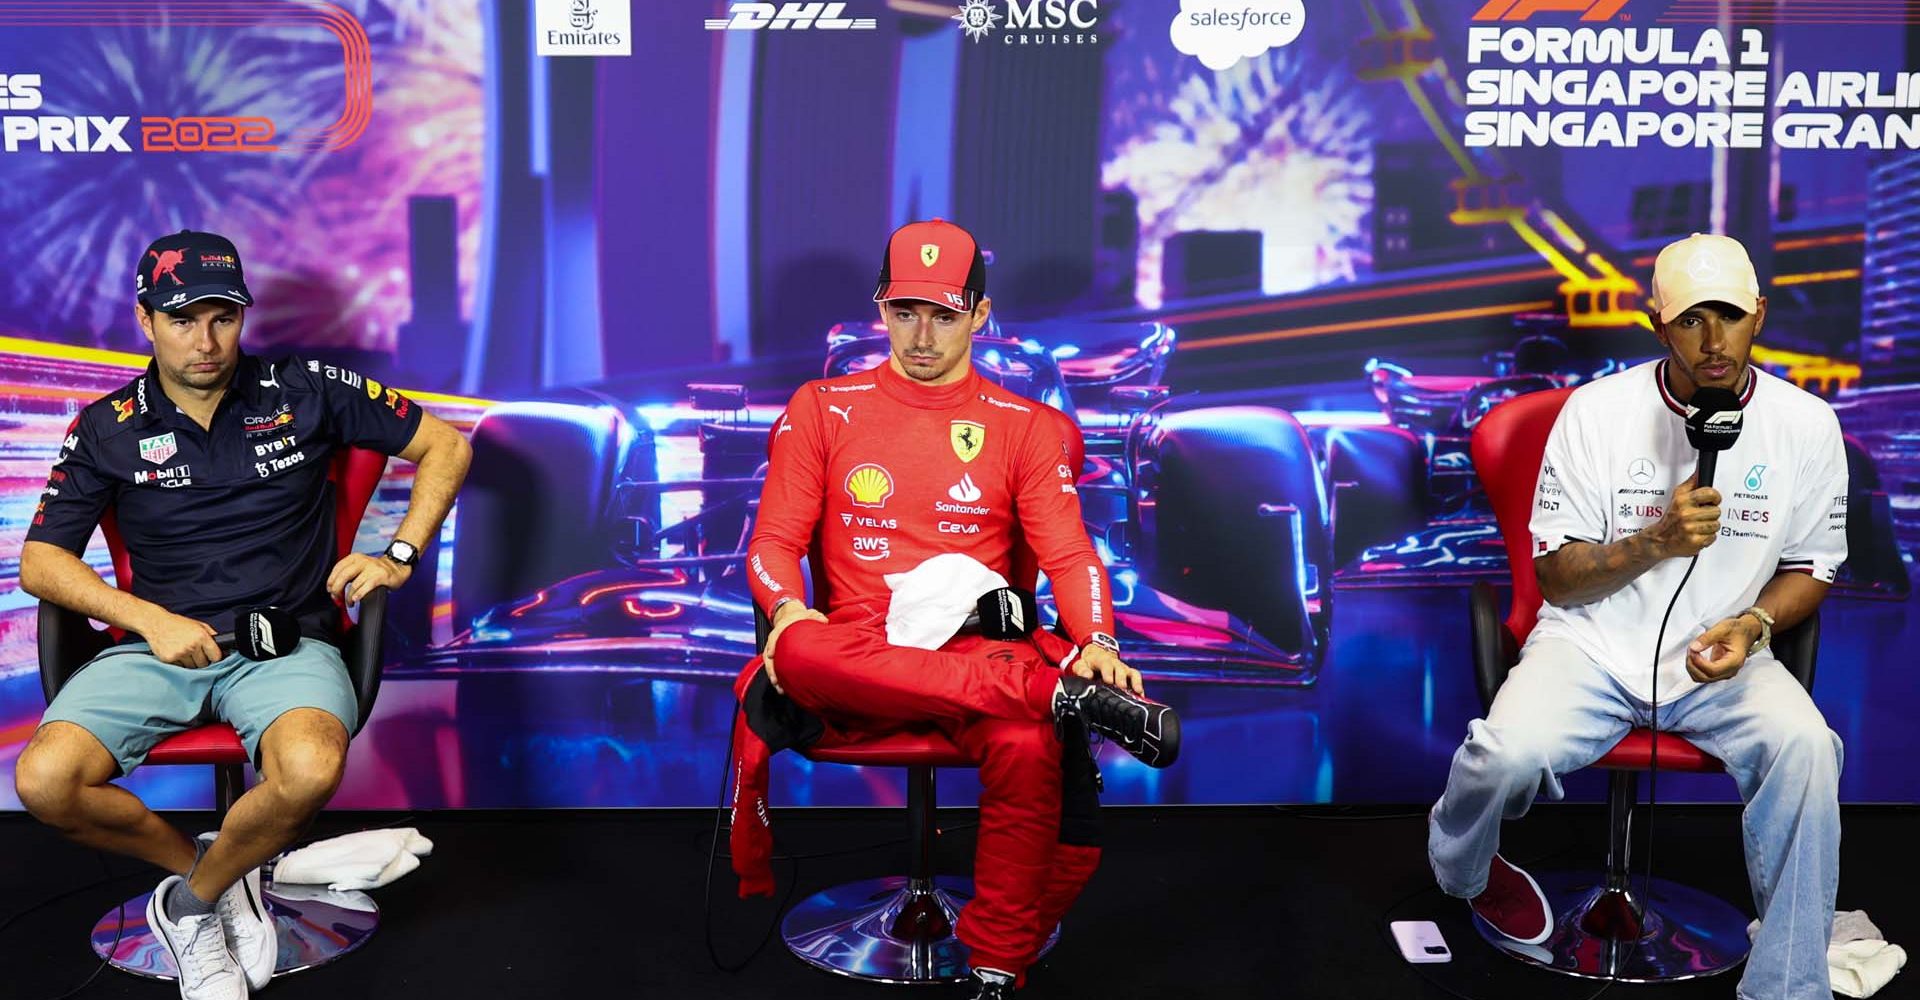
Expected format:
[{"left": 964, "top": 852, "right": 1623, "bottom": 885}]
[{"left": 1169, "top": 0, "right": 1305, "bottom": 71}]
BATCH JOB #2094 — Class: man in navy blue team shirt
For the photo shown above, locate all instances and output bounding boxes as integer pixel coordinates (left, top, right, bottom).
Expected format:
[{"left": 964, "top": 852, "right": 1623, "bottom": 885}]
[{"left": 15, "top": 230, "right": 471, "bottom": 999}]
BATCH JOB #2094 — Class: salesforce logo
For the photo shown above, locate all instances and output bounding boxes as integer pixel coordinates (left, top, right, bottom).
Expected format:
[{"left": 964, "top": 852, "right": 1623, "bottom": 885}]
[{"left": 1170, "top": 0, "right": 1305, "bottom": 71}]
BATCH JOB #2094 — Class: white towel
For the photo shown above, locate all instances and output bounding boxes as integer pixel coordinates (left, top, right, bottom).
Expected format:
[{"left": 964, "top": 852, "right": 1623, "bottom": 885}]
[
  {"left": 274, "top": 828, "right": 434, "bottom": 891},
  {"left": 883, "top": 553, "right": 1010, "bottom": 650},
  {"left": 1746, "top": 911, "right": 1907, "bottom": 998}
]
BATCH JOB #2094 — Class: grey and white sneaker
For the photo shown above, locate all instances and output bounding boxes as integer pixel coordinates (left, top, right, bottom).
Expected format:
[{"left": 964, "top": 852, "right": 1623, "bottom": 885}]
[
  {"left": 215, "top": 864, "right": 277, "bottom": 989},
  {"left": 147, "top": 875, "right": 248, "bottom": 1000}
]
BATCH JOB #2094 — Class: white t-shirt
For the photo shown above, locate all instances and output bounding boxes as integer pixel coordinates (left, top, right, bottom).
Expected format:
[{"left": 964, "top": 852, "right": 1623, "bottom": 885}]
[{"left": 1528, "top": 360, "right": 1849, "bottom": 703}]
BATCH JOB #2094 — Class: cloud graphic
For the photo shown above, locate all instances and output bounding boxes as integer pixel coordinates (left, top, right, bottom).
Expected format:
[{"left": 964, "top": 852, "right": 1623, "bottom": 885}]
[{"left": 1169, "top": 0, "right": 1307, "bottom": 71}]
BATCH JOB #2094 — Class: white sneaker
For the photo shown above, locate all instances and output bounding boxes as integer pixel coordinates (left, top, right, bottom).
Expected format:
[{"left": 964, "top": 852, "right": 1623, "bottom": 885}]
[
  {"left": 216, "top": 865, "right": 278, "bottom": 990},
  {"left": 147, "top": 875, "right": 248, "bottom": 1000}
]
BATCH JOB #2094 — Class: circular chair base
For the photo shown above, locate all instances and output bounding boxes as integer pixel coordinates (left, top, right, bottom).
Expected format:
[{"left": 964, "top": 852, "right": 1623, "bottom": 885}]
[
  {"left": 782, "top": 876, "right": 1059, "bottom": 984},
  {"left": 91, "top": 883, "right": 379, "bottom": 980},
  {"left": 1473, "top": 869, "right": 1750, "bottom": 983}
]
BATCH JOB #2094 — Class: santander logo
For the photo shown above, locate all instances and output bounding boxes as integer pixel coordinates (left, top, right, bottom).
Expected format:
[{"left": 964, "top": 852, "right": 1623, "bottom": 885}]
[{"left": 949, "top": 474, "right": 982, "bottom": 503}]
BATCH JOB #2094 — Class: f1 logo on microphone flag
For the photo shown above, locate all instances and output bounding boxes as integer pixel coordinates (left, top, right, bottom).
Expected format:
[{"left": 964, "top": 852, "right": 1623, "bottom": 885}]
[{"left": 1170, "top": 0, "right": 1306, "bottom": 71}]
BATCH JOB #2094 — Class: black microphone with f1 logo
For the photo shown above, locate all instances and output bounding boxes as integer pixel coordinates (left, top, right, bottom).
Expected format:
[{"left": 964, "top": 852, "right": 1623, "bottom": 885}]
[
  {"left": 211, "top": 605, "right": 302, "bottom": 661},
  {"left": 1683, "top": 386, "right": 1745, "bottom": 488}
]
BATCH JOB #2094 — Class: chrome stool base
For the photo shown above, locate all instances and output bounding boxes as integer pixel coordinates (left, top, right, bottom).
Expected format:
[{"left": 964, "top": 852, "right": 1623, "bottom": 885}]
[
  {"left": 91, "top": 883, "right": 379, "bottom": 980},
  {"left": 1474, "top": 869, "right": 1750, "bottom": 982},
  {"left": 782, "top": 875, "right": 1059, "bottom": 984}
]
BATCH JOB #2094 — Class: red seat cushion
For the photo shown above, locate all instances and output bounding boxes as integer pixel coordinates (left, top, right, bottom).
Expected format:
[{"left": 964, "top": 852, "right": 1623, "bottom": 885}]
[
  {"left": 145, "top": 724, "right": 250, "bottom": 766},
  {"left": 1591, "top": 728, "right": 1724, "bottom": 773},
  {"left": 801, "top": 728, "right": 974, "bottom": 768}
]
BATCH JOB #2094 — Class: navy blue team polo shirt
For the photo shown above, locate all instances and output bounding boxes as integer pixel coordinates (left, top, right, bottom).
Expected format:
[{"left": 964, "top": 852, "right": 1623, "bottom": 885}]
[{"left": 27, "top": 353, "right": 424, "bottom": 643}]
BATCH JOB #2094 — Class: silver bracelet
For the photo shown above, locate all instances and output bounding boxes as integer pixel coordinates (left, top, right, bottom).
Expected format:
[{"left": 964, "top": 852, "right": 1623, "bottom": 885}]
[{"left": 1740, "top": 605, "right": 1774, "bottom": 652}]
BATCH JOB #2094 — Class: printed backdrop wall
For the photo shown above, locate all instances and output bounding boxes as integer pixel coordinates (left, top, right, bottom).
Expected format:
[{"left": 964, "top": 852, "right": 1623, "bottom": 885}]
[{"left": 1, "top": 0, "right": 1915, "bottom": 810}]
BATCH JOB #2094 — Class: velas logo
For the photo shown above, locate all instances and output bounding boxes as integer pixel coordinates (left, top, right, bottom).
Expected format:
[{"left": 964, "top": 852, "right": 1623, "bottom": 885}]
[
  {"left": 705, "top": 3, "right": 878, "bottom": 30},
  {"left": 537, "top": 0, "right": 631, "bottom": 56},
  {"left": 0, "top": 3, "right": 371, "bottom": 155},
  {"left": 1471, "top": 0, "right": 1630, "bottom": 20},
  {"left": 956, "top": 0, "right": 1103, "bottom": 45},
  {"left": 1170, "top": 0, "right": 1306, "bottom": 71}
]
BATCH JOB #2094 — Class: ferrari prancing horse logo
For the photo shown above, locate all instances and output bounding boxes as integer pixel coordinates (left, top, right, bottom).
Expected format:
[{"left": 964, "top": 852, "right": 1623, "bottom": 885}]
[
  {"left": 950, "top": 420, "right": 985, "bottom": 463},
  {"left": 920, "top": 243, "right": 940, "bottom": 268}
]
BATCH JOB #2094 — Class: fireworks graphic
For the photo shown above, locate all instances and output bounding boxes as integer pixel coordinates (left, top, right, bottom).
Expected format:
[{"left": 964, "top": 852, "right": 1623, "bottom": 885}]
[
  {"left": 0, "top": 21, "right": 338, "bottom": 343},
  {"left": 1103, "top": 14, "right": 1374, "bottom": 309},
  {"left": 248, "top": 2, "right": 484, "bottom": 354},
  {"left": 0, "top": 1, "right": 484, "bottom": 354}
]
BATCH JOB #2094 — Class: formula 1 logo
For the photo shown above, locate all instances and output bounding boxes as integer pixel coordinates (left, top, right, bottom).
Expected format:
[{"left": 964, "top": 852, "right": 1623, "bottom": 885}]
[
  {"left": 705, "top": 3, "right": 878, "bottom": 30},
  {"left": 1471, "top": 0, "right": 1630, "bottom": 20}
]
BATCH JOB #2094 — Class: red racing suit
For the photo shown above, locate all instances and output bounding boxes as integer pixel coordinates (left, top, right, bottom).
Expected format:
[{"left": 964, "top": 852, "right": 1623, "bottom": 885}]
[{"left": 731, "top": 359, "right": 1113, "bottom": 978}]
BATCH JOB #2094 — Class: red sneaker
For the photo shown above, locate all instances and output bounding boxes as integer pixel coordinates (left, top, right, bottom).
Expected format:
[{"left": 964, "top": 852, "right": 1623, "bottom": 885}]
[{"left": 1470, "top": 855, "right": 1553, "bottom": 945}]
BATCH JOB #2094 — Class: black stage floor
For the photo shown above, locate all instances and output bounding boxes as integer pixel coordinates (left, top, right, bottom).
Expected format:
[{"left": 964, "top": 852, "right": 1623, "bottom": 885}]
[{"left": 2, "top": 805, "right": 1914, "bottom": 999}]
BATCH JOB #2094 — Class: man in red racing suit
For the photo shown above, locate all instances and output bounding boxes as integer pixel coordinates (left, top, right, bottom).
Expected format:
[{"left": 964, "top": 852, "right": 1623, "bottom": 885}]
[{"left": 730, "top": 219, "right": 1180, "bottom": 998}]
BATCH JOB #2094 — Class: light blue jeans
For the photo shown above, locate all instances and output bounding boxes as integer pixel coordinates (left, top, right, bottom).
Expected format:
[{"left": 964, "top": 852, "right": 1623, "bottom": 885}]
[{"left": 1428, "top": 636, "right": 1842, "bottom": 1000}]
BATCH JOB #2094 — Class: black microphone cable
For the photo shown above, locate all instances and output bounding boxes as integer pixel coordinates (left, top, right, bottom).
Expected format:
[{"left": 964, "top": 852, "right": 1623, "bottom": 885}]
[{"left": 1641, "top": 551, "right": 1701, "bottom": 929}]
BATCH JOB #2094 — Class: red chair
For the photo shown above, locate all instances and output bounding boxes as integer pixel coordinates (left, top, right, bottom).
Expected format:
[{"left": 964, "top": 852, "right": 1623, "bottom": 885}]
[
  {"left": 756, "top": 414, "right": 1080, "bottom": 983},
  {"left": 1468, "top": 387, "right": 1818, "bottom": 981},
  {"left": 36, "top": 447, "right": 393, "bottom": 981}
]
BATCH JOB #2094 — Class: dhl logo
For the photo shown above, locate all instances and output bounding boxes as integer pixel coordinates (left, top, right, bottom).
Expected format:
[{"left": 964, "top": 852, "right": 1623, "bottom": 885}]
[{"left": 1472, "top": 0, "right": 1631, "bottom": 21}]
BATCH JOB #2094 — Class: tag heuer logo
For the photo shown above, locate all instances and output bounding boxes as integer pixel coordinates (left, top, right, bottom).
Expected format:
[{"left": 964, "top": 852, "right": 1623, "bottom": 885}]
[
  {"left": 920, "top": 243, "right": 940, "bottom": 267},
  {"left": 139, "top": 432, "right": 178, "bottom": 465}
]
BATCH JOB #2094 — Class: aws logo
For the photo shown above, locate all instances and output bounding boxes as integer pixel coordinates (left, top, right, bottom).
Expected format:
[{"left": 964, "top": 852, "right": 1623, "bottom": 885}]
[{"left": 1472, "top": 0, "right": 1630, "bottom": 20}]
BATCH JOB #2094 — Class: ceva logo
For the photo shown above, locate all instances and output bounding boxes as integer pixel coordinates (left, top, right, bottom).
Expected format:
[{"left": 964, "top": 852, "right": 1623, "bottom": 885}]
[{"left": 1471, "top": 0, "right": 1630, "bottom": 20}]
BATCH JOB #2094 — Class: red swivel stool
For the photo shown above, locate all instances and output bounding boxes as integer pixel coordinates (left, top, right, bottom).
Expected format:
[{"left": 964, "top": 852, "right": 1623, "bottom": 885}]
[
  {"left": 1467, "top": 388, "right": 1818, "bottom": 982},
  {"left": 36, "top": 447, "right": 393, "bottom": 981}
]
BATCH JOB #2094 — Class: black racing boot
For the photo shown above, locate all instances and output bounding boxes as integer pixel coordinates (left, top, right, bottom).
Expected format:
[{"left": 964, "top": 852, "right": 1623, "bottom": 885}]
[
  {"left": 966, "top": 968, "right": 1017, "bottom": 999},
  {"left": 1052, "top": 675, "right": 1180, "bottom": 768}
]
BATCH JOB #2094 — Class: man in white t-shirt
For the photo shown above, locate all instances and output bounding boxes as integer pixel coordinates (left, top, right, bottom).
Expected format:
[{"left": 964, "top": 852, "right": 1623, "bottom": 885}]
[{"left": 1428, "top": 233, "right": 1847, "bottom": 1000}]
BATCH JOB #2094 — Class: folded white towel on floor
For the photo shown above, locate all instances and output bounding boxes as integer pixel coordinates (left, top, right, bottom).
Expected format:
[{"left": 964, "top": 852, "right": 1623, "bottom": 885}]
[
  {"left": 274, "top": 828, "right": 434, "bottom": 891},
  {"left": 1747, "top": 911, "right": 1906, "bottom": 998}
]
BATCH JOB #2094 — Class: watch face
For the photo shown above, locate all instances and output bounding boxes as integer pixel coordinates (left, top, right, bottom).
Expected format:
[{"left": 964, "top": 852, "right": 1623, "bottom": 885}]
[{"left": 388, "top": 541, "right": 418, "bottom": 565}]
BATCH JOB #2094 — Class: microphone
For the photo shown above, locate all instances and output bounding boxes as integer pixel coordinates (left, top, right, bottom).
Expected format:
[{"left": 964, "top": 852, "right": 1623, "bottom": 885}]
[
  {"left": 1682, "top": 385, "right": 1745, "bottom": 488},
  {"left": 972, "top": 587, "right": 1040, "bottom": 641},
  {"left": 212, "top": 605, "right": 301, "bottom": 661}
]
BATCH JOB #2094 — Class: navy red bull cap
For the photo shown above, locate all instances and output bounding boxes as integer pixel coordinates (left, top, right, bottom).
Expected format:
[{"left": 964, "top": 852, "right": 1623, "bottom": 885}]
[
  {"left": 135, "top": 229, "right": 254, "bottom": 312},
  {"left": 874, "top": 218, "right": 987, "bottom": 312}
]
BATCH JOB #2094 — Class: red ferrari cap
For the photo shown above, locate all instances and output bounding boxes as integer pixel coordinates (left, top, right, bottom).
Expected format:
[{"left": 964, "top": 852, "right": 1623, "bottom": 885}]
[{"left": 873, "top": 218, "right": 987, "bottom": 311}]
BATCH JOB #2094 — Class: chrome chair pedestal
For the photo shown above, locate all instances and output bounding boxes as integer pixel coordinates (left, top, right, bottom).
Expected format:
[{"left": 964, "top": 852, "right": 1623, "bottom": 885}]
[
  {"left": 90, "top": 883, "right": 379, "bottom": 980},
  {"left": 781, "top": 763, "right": 1059, "bottom": 983}
]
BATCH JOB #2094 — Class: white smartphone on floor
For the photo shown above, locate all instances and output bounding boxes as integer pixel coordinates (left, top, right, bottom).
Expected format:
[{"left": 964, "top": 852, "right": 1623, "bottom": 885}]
[{"left": 1391, "top": 920, "right": 1452, "bottom": 964}]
